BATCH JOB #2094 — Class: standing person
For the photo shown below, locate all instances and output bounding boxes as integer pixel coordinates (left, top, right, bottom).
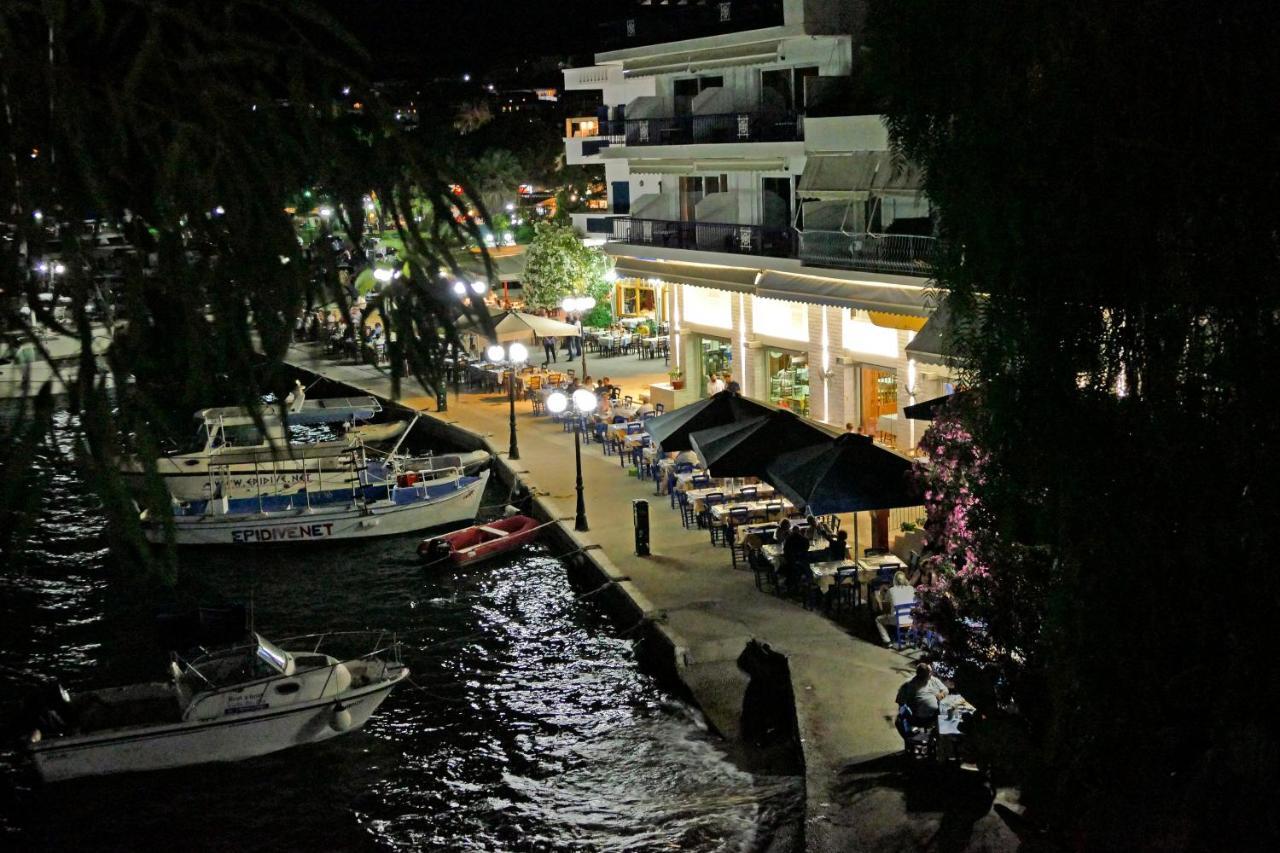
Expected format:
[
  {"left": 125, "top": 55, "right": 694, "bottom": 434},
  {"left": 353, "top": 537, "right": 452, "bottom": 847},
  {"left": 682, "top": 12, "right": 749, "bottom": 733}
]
[
  {"left": 543, "top": 334, "right": 557, "bottom": 365},
  {"left": 725, "top": 374, "right": 741, "bottom": 394},
  {"left": 845, "top": 422, "right": 857, "bottom": 433},
  {"left": 708, "top": 373, "right": 726, "bottom": 395}
]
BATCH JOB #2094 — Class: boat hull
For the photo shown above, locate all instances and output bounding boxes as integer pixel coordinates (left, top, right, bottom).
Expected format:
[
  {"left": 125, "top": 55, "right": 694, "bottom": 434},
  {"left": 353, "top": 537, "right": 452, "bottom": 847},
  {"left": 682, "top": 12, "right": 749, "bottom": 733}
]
[
  {"left": 29, "top": 670, "right": 406, "bottom": 783},
  {"left": 146, "top": 470, "right": 489, "bottom": 545},
  {"left": 418, "top": 514, "right": 541, "bottom": 567}
]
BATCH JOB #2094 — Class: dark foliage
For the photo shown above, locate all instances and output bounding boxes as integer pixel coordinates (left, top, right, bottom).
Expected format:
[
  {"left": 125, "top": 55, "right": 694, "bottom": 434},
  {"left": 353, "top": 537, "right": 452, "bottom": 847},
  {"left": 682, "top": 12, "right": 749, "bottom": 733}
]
[
  {"left": 0, "top": 1, "right": 493, "bottom": 573},
  {"left": 869, "top": 1, "right": 1280, "bottom": 847}
]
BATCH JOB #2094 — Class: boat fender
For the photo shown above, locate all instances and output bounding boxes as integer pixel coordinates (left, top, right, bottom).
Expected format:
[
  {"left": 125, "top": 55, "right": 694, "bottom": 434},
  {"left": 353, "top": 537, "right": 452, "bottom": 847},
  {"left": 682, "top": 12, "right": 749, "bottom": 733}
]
[
  {"left": 503, "top": 504, "right": 520, "bottom": 518},
  {"left": 331, "top": 662, "right": 353, "bottom": 695},
  {"left": 329, "top": 702, "right": 353, "bottom": 732}
]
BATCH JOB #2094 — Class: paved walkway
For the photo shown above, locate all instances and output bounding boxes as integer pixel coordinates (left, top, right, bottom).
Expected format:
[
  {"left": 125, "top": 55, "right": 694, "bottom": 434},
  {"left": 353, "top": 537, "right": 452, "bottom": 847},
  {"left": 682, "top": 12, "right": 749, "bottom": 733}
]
[{"left": 286, "top": 342, "right": 1020, "bottom": 852}]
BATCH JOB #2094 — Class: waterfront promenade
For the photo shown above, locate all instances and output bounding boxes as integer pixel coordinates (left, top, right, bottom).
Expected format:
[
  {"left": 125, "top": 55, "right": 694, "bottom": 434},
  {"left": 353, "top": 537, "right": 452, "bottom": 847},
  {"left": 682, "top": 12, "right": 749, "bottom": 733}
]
[{"left": 285, "top": 342, "right": 1019, "bottom": 852}]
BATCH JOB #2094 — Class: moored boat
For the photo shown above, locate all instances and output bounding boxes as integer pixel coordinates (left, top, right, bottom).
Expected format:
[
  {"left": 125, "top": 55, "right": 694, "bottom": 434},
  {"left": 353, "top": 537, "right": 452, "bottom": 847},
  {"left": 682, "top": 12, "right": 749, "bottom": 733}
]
[
  {"left": 141, "top": 467, "right": 489, "bottom": 546},
  {"left": 24, "top": 632, "right": 408, "bottom": 783},
  {"left": 417, "top": 514, "right": 543, "bottom": 567}
]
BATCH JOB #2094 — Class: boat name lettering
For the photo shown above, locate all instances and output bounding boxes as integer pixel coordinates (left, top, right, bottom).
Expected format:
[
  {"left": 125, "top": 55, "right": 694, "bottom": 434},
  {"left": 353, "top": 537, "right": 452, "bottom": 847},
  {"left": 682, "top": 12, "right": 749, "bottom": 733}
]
[{"left": 231, "top": 523, "right": 335, "bottom": 543}]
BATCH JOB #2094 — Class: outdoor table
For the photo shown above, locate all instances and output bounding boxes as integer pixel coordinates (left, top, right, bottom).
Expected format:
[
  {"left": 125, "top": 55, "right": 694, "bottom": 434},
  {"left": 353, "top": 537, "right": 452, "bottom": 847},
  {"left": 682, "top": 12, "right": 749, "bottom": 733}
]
[
  {"left": 622, "top": 431, "right": 650, "bottom": 451},
  {"left": 608, "top": 404, "right": 639, "bottom": 420},
  {"left": 761, "top": 533, "right": 829, "bottom": 568},
  {"left": 686, "top": 483, "right": 776, "bottom": 513},
  {"left": 856, "top": 554, "right": 906, "bottom": 572},
  {"left": 605, "top": 421, "right": 644, "bottom": 443}
]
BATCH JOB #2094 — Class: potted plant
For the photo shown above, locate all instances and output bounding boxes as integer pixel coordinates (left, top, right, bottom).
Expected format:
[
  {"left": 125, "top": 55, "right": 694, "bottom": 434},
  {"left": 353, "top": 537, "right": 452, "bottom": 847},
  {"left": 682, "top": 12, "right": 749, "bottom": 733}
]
[{"left": 668, "top": 367, "right": 685, "bottom": 390}]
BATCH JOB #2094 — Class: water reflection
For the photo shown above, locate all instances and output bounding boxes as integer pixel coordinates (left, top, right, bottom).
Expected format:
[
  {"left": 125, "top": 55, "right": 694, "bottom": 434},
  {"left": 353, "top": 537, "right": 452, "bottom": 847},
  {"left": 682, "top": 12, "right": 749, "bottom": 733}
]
[{"left": 0, "top": 412, "right": 801, "bottom": 851}]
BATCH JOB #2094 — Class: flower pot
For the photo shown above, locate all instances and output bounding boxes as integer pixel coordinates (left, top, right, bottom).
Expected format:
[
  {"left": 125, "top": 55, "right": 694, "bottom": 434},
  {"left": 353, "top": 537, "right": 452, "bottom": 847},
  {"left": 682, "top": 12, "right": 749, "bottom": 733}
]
[{"left": 671, "top": 379, "right": 685, "bottom": 390}]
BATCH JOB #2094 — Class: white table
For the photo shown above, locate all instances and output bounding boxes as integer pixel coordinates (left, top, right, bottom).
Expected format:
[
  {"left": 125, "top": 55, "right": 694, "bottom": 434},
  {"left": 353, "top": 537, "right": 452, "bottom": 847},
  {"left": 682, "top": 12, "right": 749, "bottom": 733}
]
[{"left": 761, "top": 535, "right": 830, "bottom": 568}]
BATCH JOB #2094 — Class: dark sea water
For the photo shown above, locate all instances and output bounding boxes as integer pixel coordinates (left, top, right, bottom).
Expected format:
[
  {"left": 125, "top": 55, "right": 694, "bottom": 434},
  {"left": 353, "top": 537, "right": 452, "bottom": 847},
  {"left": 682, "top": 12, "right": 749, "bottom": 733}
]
[{"left": 0, "top": 411, "right": 801, "bottom": 851}]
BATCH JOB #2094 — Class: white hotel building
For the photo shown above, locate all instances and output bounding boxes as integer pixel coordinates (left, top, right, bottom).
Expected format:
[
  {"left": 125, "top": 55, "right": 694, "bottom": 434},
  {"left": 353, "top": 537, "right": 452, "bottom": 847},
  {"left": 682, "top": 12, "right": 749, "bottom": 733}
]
[{"left": 562, "top": 0, "right": 954, "bottom": 449}]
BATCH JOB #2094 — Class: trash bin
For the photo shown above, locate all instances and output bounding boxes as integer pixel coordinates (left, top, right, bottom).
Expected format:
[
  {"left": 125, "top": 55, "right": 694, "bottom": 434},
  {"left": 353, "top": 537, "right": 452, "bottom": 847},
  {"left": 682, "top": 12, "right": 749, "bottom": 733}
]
[{"left": 632, "top": 499, "right": 650, "bottom": 557}]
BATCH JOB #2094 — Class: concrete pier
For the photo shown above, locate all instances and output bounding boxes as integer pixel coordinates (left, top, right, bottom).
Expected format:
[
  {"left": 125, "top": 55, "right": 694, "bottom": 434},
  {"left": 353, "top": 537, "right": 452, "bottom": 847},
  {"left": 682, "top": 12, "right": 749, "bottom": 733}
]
[{"left": 285, "top": 342, "right": 1019, "bottom": 852}]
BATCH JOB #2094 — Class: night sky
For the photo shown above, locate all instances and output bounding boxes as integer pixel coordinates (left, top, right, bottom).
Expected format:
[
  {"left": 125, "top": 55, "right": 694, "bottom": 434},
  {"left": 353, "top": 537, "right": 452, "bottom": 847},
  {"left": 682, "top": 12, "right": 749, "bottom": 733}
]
[{"left": 319, "top": 0, "right": 624, "bottom": 80}]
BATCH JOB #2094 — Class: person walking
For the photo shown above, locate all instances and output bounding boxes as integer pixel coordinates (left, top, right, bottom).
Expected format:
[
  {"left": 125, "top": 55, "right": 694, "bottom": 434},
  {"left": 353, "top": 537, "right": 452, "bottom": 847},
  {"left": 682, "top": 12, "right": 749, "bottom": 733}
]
[{"left": 543, "top": 335, "right": 557, "bottom": 365}]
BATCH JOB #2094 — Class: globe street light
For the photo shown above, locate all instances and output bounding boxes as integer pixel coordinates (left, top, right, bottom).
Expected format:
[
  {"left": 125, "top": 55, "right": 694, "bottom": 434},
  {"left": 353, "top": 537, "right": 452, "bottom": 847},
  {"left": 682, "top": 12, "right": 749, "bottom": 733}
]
[
  {"left": 546, "top": 388, "right": 597, "bottom": 531},
  {"left": 561, "top": 295, "right": 595, "bottom": 379},
  {"left": 487, "top": 341, "right": 528, "bottom": 460}
]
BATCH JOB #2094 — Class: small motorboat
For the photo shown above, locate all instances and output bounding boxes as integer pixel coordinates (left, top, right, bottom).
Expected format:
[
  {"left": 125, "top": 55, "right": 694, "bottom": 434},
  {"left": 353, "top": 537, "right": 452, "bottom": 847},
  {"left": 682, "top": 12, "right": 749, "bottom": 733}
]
[
  {"left": 417, "top": 514, "right": 543, "bottom": 567},
  {"left": 23, "top": 632, "right": 407, "bottom": 782},
  {"left": 347, "top": 420, "right": 409, "bottom": 445}
]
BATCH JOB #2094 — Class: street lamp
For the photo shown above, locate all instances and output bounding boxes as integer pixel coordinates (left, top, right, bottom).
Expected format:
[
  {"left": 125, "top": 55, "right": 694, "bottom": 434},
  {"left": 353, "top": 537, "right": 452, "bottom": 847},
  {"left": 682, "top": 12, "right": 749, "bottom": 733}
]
[
  {"left": 561, "top": 295, "right": 595, "bottom": 379},
  {"left": 546, "top": 388, "right": 597, "bottom": 531},
  {"left": 487, "top": 341, "right": 529, "bottom": 460}
]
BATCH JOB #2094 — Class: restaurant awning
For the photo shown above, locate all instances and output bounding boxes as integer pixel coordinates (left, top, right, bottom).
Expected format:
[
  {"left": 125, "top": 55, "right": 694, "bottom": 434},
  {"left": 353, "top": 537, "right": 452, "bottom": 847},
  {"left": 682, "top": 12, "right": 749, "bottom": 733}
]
[
  {"left": 797, "top": 153, "right": 926, "bottom": 201},
  {"left": 765, "top": 432, "right": 921, "bottom": 515},
  {"left": 646, "top": 390, "right": 776, "bottom": 452},
  {"left": 611, "top": 258, "right": 759, "bottom": 294},
  {"left": 755, "top": 270, "right": 931, "bottom": 317},
  {"left": 457, "top": 310, "right": 580, "bottom": 343},
  {"left": 904, "top": 304, "right": 959, "bottom": 367},
  {"left": 689, "top": 410, "right": 835, "bottom": 478},
  {"left": 458, "top": 252, "right": 526, "bottom": 283}
]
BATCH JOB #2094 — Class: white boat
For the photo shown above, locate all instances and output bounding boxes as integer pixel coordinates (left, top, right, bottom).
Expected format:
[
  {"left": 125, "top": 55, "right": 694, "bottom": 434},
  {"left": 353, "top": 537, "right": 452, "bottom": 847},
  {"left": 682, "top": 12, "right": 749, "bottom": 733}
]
[
  {"left": 25, "top": 632, "right": 408, "bottom": 783},
  {"left": 0, "top": 328, "right": 114, "bottom": 400},
  {"left": 121, "top": 384, "right": 490, "bottom": 502},
  {"left": 142, "top": 466, "right": 489, "bottom": 546}
]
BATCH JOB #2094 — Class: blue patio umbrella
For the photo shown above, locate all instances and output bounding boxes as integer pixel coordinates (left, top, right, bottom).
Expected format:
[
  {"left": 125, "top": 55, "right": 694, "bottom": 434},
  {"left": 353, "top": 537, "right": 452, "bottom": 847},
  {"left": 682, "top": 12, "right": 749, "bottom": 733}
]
[
  {"left": 689, "top": 409, "right": 834, "bottom": 478},
  {"left": 765, "top": 432, "right": 921, "bottom": 558},
  {"left": 645, "top": 390, "right": 775, "bottom": 452}
]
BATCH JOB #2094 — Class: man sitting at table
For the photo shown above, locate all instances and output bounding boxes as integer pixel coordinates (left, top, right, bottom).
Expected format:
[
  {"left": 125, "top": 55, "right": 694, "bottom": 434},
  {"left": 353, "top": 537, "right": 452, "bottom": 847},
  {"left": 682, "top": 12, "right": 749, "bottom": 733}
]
[
  {"left": 895, "top": 662, "right": 948, "bottom": 723},
  {"left": 782, "top": 522, "right": 812, "bottom": 593},
  {"left": 674, "top": 448, "right": 700, "bottom": 467},
  {"left": 827, "top": 529, "right": 849, "bottom": 561}
]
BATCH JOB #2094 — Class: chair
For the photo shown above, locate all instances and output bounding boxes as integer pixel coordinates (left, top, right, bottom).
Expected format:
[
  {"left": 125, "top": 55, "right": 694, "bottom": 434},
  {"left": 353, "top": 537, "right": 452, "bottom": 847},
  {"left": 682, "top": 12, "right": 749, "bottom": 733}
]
[
  {"left": 700, "top": 492, "right": 725, "bottom": 531},
  {"left": 676, "top": 489, "right": 696, "bottom": 528},
  {"left": 831, "top": 570, "right": 861, "bottom": 613},
  {"left": 748, "top": 546, "right": 780, "bottom": 594},
  {"left": 718, "top": 505, "right": 749, "bottom": 548},
  {"left": 691, "top": 474, "right": 711, "bottom": 490},
  {"left": 895, "top": 706, "right": 936, "bottom": 761},
  {"left": 739, "top": 486, "right": 758, "bottom": 501},
  {"left": 867, "top": 566, "right": 897, "bottom": 607},
  {"left": 667, "top": 472, "right": 680, "bottom": 507},
  {"left": 624, "top": 395, "right": 634, "bottom": 407},
  {"left": 612, "top": 415, "right": 627, "bottom": 424},
  {"left": 626, "top": 422, "right": 644, "bottom": 434},
  {"left": 892, "top": 602, "right": 918, "bottom": 648},
  {"left": 655, "top": 403, "right": 666, "bottom": 415},
  {"left": 674, "top": 462, "right": 695, "bottom": 474},
  {"left": 764, "top": 501, "right": 783, "bottom": 519}
]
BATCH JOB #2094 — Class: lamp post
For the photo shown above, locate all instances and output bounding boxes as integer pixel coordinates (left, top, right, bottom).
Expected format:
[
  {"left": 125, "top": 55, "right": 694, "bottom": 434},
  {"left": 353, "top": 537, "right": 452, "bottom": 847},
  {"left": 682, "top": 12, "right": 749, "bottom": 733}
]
[
  {"left": 487, "top": 341, "right": 528, "bottom": 460},
  {"left": 561, "top": 295, "right": 595, "bottom": 380},
  {"left": 546, "top": 388, "right": 598, "bottom": 531}
]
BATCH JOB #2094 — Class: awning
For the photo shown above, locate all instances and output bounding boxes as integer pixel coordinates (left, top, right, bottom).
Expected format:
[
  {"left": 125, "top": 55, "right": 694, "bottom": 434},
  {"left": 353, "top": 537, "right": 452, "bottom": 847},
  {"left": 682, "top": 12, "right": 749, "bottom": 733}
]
[
  {"left": 904, "top": 304, "right": 958, "bottom": 366},
  {"left": 755, "top": 270, "right": 930, "bottom": 317},
  {"left": 458, "top": 252, "right": 526, "bottom": 283},
  {"left": 628, "top": 158, "right": 788, "bottom": 174},
  {"left": 620, "top": 40, "right": 783, "bottom": 78},
  {"left": 797, "top": 153, "right": 925, "bottom": 201},
  {"left": 612, "top": 257, "right": 759, "bottom": 294}
]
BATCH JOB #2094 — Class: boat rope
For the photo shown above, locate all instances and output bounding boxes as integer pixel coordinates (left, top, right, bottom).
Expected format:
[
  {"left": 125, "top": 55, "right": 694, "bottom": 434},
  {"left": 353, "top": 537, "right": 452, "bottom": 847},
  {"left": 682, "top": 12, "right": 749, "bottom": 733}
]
[{"left": 401, "top": 673, "right": 467, "bottom": 704}]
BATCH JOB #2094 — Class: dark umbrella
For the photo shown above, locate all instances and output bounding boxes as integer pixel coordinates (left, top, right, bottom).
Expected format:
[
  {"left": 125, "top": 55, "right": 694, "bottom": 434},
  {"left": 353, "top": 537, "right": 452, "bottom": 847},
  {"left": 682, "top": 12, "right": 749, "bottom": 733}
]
[
  {"left": 645, "top": 390, "right": 775, "bottom": 452},
  {"left": 689, "top": 410, "right": 834, "bottom": 478},
  {"left": 766, "top": 433, "right": 921, "bottom": 557},
  {"left": 903, "top": 389, "right": 971, "bottom": 421}
]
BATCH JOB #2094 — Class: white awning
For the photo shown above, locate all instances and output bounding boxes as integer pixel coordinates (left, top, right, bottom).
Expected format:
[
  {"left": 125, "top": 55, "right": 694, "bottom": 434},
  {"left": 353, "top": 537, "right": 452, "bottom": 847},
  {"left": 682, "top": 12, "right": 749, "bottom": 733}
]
[
  {"left": 755, "top": 270, "right": 931, "bottom": 317},
  {"left": 629, "top": 157, "right": 788, "bottom": 174},
  {"left": 797, "top": 153, "right": 925, "bottom": 201},
  {"left": 621, "top": 39, "right": 783, "bottom": 78},
  {"left": 905, "top": 304, "right": 962, "bottom": 366},
  {"left": 613, "top": 258, "right": 760, "bottom": 293}
]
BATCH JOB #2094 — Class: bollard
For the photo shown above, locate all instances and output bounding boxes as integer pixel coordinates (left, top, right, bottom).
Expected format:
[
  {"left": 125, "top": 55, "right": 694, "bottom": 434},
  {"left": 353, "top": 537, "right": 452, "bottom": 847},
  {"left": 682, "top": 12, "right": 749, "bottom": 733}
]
[{"left": 632, "top": 498, "right": 651, "bottom": 556}]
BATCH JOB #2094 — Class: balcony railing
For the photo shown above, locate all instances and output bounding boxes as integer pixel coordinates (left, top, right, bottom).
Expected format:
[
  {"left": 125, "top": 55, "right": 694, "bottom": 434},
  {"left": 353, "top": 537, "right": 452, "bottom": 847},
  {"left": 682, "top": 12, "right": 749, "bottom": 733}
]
[
  {"left": 613, "top": 217, "right": 794, "bottom": 258},
  {"left": 798, "top": 231, "right": 936, "bottom": 275},
  {"left": 624, "top": 112, "right": 802, "bottom": 146}
]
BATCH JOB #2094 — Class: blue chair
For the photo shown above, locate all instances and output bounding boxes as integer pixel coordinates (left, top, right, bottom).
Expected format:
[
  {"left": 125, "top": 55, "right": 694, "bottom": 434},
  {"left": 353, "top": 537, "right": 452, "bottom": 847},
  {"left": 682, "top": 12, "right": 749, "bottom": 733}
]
[
  {"left": 676, "top": 489, "right": 696, "bottom": 528},
  {"left": 739, "top": 486, "right": 758, "bottom": 500},
  {"left": 674, "top": 462, "right": 694, "bottom": 474},
  {"left": 892, "top": 602, "right": 918, "bottom": 648},
  {"left": 612, "top": 415, "right": 626, "bottom": 424},
  {"left": 626, "top": 422, "right": 644, "bottom": 434},
  {"left": 717, "top": 504, "right": 749, "bottom": 548},
  {"left": 700, "top": 492, "right": 725, "bottom": 531},
  {"left": 593, "top": 420, "right": 609, "bottom": 448},
  {"left": 691, "top": 474, "right": 711, "bottom": 489},
  {"left": 867, "top": 566, "right": 897, "bottom": 606}
]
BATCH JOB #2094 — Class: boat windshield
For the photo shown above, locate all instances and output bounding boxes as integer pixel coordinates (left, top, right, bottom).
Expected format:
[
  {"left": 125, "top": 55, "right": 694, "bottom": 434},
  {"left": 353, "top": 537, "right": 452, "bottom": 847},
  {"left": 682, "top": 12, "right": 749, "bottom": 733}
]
[{"left": 255, "top": 636, "right": 289, "bottom": 673}]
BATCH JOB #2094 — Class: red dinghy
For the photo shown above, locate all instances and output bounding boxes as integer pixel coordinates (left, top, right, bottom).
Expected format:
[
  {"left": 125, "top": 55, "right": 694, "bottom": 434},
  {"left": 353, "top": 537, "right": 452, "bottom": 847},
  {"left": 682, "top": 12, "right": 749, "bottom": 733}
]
[{"left": 417, "top": 514, "right": 542, "bottom": 567}]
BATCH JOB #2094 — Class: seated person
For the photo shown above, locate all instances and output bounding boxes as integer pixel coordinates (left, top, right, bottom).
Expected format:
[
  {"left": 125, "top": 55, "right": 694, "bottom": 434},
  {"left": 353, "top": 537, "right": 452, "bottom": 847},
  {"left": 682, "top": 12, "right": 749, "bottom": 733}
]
[
  {"left": 895, "top": 662, "right": 948, "bottom": 723},
  {"left": 674, "top": 449, "right": 700, "bottom": 467},
  {"left": 827, "top": 529, "right": 849, "bottom": 561},
  {"left": 782, "top": 522, "right": 812, "bottom": 589},
  {"left": 876, "top": 572, "right": 918, "bottom": 645},
  {"left": 803, "top": 513, "right": 822, "bottom": 541},
  {"left": 636, "top": 401, "right": 656, "bottom": 417}
]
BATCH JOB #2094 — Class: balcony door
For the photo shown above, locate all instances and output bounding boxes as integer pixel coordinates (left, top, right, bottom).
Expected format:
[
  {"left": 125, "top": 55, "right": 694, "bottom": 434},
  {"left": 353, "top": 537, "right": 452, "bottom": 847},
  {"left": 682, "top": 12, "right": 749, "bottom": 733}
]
[{"left": 680, "top": 174, "right": 727, "bottom": 222}]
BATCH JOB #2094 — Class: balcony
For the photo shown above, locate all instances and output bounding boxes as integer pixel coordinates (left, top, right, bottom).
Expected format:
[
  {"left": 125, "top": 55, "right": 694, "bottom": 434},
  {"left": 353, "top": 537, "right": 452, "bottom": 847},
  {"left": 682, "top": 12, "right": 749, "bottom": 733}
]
[
  {"left": 612, "top": 217, "right": 794, "bottom": 259},
  {"left": 624, "top": 112, "right": 801, "bottom": 146},
  {"left": 798, "top": 231, "right": 936, "bottom": 275},
  {"left": 599, "top": 0, "right": 785, "bottom": 51}
]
